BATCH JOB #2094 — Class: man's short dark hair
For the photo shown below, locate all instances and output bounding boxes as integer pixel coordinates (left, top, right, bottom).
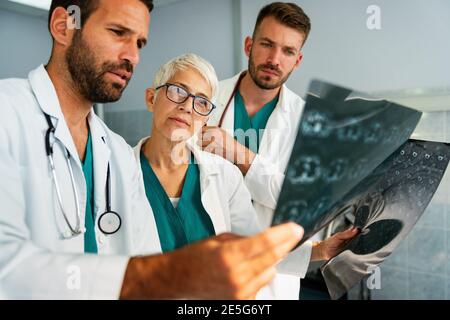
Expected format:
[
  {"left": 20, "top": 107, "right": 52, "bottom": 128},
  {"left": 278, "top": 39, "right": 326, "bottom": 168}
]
[
  {"left": 253, "top": 2, "right": 311, "bottom": 46},
  {"left": 48, "top": 0, "right": 154, "bottom": 33}
]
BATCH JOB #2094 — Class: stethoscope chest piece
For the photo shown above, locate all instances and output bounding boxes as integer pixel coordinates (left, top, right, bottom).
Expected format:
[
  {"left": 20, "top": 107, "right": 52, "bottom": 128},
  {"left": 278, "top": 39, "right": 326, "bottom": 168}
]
[{"left": 98, "top": 211, "right": 122, "bottom": 235}]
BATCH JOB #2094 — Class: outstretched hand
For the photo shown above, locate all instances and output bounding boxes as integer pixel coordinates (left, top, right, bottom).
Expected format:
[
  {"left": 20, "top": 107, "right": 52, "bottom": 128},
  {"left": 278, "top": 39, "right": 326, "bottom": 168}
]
[{"left": 311, "top": 227, "right": 360, "bottom": 262}]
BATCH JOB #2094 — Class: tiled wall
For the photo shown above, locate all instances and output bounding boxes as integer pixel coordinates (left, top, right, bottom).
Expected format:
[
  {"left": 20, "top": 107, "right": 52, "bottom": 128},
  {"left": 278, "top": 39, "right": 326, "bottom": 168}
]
[{"left": 371, "top": 111, "right": 450, "bottom": 299}]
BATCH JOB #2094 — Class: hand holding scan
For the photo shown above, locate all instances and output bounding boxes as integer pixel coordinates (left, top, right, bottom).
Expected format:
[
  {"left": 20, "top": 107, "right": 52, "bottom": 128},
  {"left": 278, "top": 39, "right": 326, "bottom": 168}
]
[
  {"left": 120, "top": 222, "right": 303, "bottom": 299},
  {"left": 311, "top": 227, "right": 360, "bottom": 262}
]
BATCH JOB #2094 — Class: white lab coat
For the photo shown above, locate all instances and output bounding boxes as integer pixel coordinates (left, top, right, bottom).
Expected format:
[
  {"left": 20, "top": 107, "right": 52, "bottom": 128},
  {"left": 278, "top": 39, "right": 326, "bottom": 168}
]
[
  {"left": 134, "top": 137, "right": 301, "bottom": 299},
  {"left": 209, "top": 72, "right": 313, "bottom": 295},
  {"left": 0, "top": 65, "right": 161, "bottom": 299},
  {"left": 134, "top": 138, "right": 261, "bottom": 237}
]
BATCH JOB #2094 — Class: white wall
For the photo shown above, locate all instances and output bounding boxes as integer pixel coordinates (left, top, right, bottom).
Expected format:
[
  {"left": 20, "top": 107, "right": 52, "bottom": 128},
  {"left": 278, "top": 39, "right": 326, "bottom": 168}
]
[
  {"left": 0, "top": 0, "right": 237, "bottom": 111},
  {"left": 239, "top": 0, "right": 450, "bottom": 98},
  {"left": 0, "top": 9, "right": 52, "bottom": 79},
  {"left": 107, "top": 0, "right": 237, "bottom": 112}
]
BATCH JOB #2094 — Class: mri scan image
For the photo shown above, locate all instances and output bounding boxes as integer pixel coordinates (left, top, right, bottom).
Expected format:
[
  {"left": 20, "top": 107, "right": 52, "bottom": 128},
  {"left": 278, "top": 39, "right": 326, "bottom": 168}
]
[{"left": 272, "top": 80, "right": 450, "bottom": 299}]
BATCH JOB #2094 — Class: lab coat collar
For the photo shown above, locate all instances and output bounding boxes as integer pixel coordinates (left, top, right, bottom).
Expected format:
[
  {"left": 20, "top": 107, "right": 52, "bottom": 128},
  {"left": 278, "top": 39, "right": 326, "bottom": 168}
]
[
  {"left": 216, "top": 71, "right": 291, "bottom": 131},
  {"left": 28, "top": 64, "right": 100, "bottom": 169},
  {"left": 227, "top": 71, "right": 290, "bottom": 112},
  {"left": 134, "top": 136, "right": 227, "bottom": 234},
  {"left": 28, "top": 64, "right": 65, "bottom": 121},
  {"left": 134, "top": 136, "right": 220, "bottom": 177}
]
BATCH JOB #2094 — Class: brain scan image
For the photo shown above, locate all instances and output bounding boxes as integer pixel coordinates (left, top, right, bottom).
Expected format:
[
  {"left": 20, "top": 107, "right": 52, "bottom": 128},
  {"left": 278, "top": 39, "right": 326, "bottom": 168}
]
[{"left": 272, "top": 80, "right": 450, "bottom": 299}]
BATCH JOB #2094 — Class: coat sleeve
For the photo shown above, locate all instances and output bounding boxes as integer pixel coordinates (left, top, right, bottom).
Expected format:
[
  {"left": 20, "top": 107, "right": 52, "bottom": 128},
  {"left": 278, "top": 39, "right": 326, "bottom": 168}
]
[
  {"left": 227, "top": 163, "right": 262, "bottom": 236},
  {"left": 225, "top": 163, "right": 311, "bottom": 299},
  {"left": 244, "top": 154, "right": 285, "bottom": 210},
  {"left": 0, "top": 101, "right": 129, "bottom": 299}
]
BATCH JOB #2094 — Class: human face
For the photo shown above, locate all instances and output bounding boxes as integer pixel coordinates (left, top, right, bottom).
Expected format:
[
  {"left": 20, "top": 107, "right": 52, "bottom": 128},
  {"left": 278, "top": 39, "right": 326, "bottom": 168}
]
[
  {"left": 65, "top": 0, "right": 150, "bottom": 103},
  {"left": 147, "top": 68, "right": 213, "bottom": 142},
  {"left": 245, "top": 16, "right": 305, "bottom": 90}
]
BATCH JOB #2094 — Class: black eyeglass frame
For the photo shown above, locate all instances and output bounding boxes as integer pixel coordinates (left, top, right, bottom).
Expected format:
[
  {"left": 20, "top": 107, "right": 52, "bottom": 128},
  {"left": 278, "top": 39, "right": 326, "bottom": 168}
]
[{"left": 155, "top": 83, "right": 216, "bottom": 116}]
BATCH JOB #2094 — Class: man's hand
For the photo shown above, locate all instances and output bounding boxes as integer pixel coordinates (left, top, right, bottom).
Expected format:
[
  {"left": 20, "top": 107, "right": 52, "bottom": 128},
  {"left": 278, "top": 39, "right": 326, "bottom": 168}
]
[
  {"left": 199, "top": 126, "right": 255, "bottom": 175},
  {"left": 311, "top": 227, "right": 359, "bottom": 262},
  {"left": 120, "top": 223, "right": 304, "bottom": 300}
]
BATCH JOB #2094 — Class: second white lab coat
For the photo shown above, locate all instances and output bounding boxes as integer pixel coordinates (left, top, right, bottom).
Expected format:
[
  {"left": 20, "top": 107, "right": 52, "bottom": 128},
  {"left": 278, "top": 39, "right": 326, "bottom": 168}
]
[{"left": 209, "top": 72, "right": 313, "bottom": 294}]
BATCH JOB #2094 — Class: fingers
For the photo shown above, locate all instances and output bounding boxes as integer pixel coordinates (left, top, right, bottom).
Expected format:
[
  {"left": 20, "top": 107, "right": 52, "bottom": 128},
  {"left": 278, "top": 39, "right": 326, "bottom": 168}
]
[
  {"left": 198, "top": 127, "right": 216, "bottom": 148},
  {"left": 229, "top": 223, "right": 304, "bottom": 261},
  {"left": 336, "top": 227, "right": 360, "bottom": 240},
  {"left": 239, "top": 266, "right": 277, "bottom": 300},
  {"left": 237, "top": 232, "right": 300, "bottom": 286},
  {"left": 202, "top": 126, "right": 216, "bottom": 132}
]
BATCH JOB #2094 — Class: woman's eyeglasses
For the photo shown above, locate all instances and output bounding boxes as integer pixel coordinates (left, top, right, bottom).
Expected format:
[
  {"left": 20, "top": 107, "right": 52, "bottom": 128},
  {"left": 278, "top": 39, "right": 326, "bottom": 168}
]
[{"left": 156, "top": 83, "right": 216, "bottom": 116}]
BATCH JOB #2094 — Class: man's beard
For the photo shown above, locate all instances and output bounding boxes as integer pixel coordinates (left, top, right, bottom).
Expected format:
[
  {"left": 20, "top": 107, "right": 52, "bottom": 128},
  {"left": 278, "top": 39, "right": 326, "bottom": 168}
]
[
  {"left": 248, "top": 49, "right": 292, "bottom": 90},
  {"left": 65, "top": 30, "right": 133, "bottom": 103}
]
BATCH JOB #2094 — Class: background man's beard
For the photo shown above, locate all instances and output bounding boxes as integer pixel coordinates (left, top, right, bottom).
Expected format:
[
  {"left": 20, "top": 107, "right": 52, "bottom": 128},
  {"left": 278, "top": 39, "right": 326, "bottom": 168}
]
[
  {"left": 65, "top": 31, "right": 132, "bottom": 103},
  {"left": 248, "top": 52, "right": 292, "bottom": 90}
]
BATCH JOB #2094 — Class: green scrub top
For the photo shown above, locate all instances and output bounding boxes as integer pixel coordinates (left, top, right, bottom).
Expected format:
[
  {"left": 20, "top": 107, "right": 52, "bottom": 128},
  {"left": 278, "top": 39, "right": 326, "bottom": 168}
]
[
  {"left": 82, "top": 131, "right": 97, "bottom": 254},
  {"left": 140, "top": 152, "right": 215, "bottom": 252},
  {"left": 233, "top": 90, "right": 279, "bottom": 153}
]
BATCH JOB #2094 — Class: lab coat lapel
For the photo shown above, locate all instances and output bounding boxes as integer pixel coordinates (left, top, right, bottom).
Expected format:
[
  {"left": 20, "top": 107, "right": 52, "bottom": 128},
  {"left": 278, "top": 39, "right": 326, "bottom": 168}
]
[
  {"left": 133, "top": 137, "right": 167, "bottom": 253},
  {"left": 187, "top": 139, "right": 228, "bottom": 235},
  {"left": 213, "top": 73, "right": 242, "bottom": 134},
  {"left": 28, "top": 64, "right": 82, "bottom": 170},
  {"left": 88, "top": 112, "right": 111, "bottom": 217},
  {"left": 257, "top": 85, "right": 291, "bottom": 158}
]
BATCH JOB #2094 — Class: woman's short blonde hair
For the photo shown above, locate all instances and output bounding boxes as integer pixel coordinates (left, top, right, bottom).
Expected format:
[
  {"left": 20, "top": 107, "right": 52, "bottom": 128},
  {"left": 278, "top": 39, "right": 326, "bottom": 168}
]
[{"left": 152, "top": 53, "right": 219, "bottom": 100}]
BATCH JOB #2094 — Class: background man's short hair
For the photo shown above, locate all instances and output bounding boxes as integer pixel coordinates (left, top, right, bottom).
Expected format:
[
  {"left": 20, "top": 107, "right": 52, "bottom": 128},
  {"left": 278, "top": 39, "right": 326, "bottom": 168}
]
[
  {"left": 253, "top": 2, "right": 311, "bottom": 46},
  {"left": 48, "top": 0, "right": 154, "bottom": 33}
]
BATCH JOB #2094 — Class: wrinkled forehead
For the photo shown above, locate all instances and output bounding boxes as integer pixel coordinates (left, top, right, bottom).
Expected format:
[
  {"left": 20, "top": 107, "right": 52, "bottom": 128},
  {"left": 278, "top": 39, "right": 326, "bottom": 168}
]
[{"left": 87, "top": 0, "right": 150, "bottom": 37}]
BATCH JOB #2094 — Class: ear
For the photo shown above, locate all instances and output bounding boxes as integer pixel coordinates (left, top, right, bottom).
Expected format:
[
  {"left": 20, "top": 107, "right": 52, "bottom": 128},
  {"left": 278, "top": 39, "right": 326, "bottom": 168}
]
[
  {"left": 293, "top": 52, "right": 304, "bottom": 70},
  {"left": 49, "top": 7, "right": 75, "bottom": 47},
  {"left": 145, "top": 88, "right": 156, "bottom": 112},
  {"left": 244, "top": 36, "right": 253, "bottom": 59}
]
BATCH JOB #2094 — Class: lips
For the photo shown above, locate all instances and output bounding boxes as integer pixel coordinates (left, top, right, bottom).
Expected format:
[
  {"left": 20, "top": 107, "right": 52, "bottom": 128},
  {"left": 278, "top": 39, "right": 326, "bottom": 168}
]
[
  {"left": 108, "top": 69, "right": 132, "bottom": 84},
  {"left": 260, "top": 68, "right": 279, "bottom": 76},
  {"left": 169, "top": 116, "right": 190, "bottom": 127}
]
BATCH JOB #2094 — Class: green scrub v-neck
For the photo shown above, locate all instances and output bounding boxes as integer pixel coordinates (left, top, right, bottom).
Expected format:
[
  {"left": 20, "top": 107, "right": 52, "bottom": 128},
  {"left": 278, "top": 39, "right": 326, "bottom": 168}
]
[
  {"left": 233, "top": 89, "right": 279, "bottom": 153},
  {"left": 82, "top": 130, "right": 97, "bottom": 254},
  {"left": 140, "top": 152, "right": 215, "bottom": 252}
]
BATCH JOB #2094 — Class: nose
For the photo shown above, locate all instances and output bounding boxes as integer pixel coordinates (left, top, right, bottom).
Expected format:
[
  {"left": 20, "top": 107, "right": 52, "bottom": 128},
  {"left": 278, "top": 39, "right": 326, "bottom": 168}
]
[
  {"left": 119, "top": 40, "right": 140, "bottom": 67},
  {"left": 177, "top": 96, "right": 194, "bottom": 114},
  {"left": 267, "top": 47, "right": 282, "bottom": 68}
]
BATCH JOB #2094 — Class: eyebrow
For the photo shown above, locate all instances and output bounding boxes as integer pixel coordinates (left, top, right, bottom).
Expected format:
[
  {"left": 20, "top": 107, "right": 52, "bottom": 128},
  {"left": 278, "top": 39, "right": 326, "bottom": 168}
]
[
  {"left": 173, "top": 82, "right": 210, "bottom": 99},
  {"left": 107, "top": 23, "right": 148, "bottom": 47},
  {"left": 260, "top": 37, "right": 299, "bottom": 52}
]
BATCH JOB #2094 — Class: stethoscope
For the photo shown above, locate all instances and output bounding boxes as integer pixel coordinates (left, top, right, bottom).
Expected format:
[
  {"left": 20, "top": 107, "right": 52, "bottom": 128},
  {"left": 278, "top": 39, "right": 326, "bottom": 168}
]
[
  {"left": 44, "top": 112, "right": 122, "bottom": 240},
  {"left": 217, "top": 71, "right": 247, "bottom": 127}
]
